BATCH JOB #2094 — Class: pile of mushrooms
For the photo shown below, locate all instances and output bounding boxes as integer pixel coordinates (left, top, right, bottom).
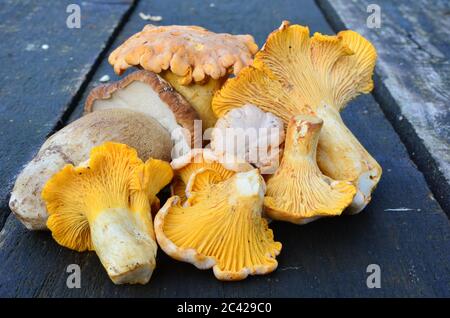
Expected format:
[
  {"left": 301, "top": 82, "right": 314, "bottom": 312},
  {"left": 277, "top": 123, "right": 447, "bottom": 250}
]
[{"left": 9, "top": 21, "right": 381, "bottom": 284}]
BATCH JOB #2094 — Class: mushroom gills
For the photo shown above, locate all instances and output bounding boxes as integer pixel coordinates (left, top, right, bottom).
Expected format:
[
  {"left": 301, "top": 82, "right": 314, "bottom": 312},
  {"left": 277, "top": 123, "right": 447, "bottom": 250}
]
[{"left": 155, "top": 169, "right": 281, "bottom": 281}]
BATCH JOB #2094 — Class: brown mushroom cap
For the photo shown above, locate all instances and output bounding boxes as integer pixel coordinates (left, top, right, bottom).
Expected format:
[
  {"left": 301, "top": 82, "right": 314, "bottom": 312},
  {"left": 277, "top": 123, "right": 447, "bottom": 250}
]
[
  {"left": 85, "top": 70, "right": 199, "bottom": 155},
  {"left": 108, "top": 25, "right": 259, "bottom": 84},
  {"left": 84, "top": 71, "right": 199, "bottom": 145}
]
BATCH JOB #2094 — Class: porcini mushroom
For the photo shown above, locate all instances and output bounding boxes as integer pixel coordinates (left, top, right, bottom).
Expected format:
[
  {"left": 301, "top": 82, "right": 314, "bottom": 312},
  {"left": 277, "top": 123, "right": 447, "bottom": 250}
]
[
  {"left": 211, "top": 104, "right": 285, "bottom": 174},
  {"left": 108, "top": 24, "right": 259, "bottom": 129},
  {"left": 264, "top": 115, "right": 356, "bottom": 224},
  {"left": 42, "top": 142, "right": 173, "bottom": 284},
  {"left": 170, "top": 148, "right": 253, "bottom": 205},
  {"left": 10, "top": 109, "right": 173, "bottom": 230},
  {"left": 85, "top": 70, "right": 199, "bottom": 157},
  {"left": 155, "top": 169, "right": 282, "bottom": 281},
  {"left": 212, "top": 21, "right": 382, "bottom": 213}
]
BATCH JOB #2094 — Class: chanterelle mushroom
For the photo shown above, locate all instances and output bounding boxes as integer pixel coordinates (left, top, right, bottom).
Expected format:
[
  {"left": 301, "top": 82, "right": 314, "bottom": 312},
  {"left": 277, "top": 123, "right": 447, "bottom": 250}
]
[
  {"left": 212, "top": 21, "right": 382, "bottom": 213},
  {"left": 85, "top": 70, "right": 199, "bottom": 158},
  {"left": 155, "top": 169, "right": 282, "bottom": 281},
  {"left": 264, "top": 115, "right": 356, "bottom": 224},
  {"left": 108, "top": 24, "right": 258, "bottom": 129},
  {"left": 211, "top": 104, "right": 285, "bottom": 174},
  {"left": 170, "top": 148, "right": 253, "bottom": 205},
  {"left": 9, "top": 109, "right": 172, "bottom": 230},
  {"left": 42, "top": 142, "right": 173, "bottom": 284}
]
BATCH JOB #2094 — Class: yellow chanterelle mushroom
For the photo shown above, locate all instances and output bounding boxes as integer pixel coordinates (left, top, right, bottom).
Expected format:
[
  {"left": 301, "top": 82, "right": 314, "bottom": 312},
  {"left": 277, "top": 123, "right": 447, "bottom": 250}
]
[
  {"left": 155, "top": 169, "right": 282, "bottom": 281},
  {"left": 213, "top": 21, "right": 381, "bottom": 213},
  {"left": 264, "top": 115, "right": 356, "bottom": 224},
  {"left": 42, "top": 142, "right": 173, "bottom": 285}
]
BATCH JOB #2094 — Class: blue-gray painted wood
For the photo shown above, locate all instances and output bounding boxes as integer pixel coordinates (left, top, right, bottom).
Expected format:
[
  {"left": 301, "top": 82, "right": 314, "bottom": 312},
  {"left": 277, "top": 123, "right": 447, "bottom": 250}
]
[
  {"left": 317, "top": 0, "right": 450, "bottom": 217},
  {"left": 0, "top": 0, "right": 449, "bottom": 297},
  {"left": 0, "top": 0, "right": 135, "bottom": 228}
]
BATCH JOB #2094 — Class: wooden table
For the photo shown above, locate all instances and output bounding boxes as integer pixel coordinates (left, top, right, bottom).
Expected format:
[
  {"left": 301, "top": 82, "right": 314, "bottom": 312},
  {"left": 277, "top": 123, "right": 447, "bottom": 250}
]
[{"left": 0, "top": 0, "right": 449, "bottom": 297}]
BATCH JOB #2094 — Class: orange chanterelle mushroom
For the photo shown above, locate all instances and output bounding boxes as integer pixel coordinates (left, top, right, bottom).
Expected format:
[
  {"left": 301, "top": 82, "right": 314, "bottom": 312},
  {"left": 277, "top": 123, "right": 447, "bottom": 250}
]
[
  {"left": 109, "top": 25, "right": 259, "bottom": 129},
  {"left": 42, "top": 142, "right": 173, "bottom": 285},
  {"left": 264, "top": 115, "right": 356, "bottom": 224},
  {"left": 155, "top": 169, "right": 281, "bottom": 281},
  {"left": 213, "top": 21, "right": 381, "bottom": 213}
]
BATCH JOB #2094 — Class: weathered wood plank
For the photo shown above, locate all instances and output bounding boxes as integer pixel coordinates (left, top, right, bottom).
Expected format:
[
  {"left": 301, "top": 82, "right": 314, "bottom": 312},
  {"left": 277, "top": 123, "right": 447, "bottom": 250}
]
[
  {"left": 0, "top": 0, "right": 135, "bottom": 228},
  {"left": 316, "top": 0, "right": 450, "bottom": 216},
  {"left": 0, "top": 0, "right": 449, "bottom": 297}
]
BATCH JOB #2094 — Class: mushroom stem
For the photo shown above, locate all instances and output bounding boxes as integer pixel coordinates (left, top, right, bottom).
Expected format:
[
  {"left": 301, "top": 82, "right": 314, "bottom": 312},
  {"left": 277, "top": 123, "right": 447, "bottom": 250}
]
[
  {"left": 264, "top": 115, "right": 356, "bottom": 224},
  {"left": 284, "top": 114, "right": 323, "bottom": 161},
  {"left": 232, "top": 169, "right": 266, "bottom": 203},
  {"left": 89, "top": 207, "right": 157, "bottom": 284},
  {"left": 161, "top": 71, "right": 225, "bottom": 129},
  {"left": 315, "top": 104, "right": 382, "bottom": 213}
]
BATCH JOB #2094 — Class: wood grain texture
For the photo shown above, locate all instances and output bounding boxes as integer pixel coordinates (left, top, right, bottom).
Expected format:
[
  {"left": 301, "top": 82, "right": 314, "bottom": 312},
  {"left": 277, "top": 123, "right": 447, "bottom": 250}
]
[
  {"left": 0, "top": 0, "right": 449, "bottom": 297},
  {"left": 0, "top": 0, "right": 134, "bottom": 228},
  {"left": 316, "top": 0, "right": 450, "bottom": 216}
]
